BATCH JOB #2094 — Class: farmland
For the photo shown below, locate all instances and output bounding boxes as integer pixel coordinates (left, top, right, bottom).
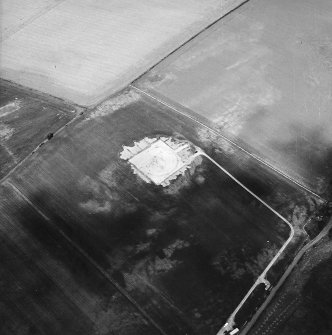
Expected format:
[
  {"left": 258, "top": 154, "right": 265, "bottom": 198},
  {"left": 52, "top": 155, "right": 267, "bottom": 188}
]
[
  {"left": 249, "top": 223, "right": 332, "bottom": 335},
  {"left": 2, "top": 88, "right": 321, "bottom": 334},
  {"left": 0, "top": 81, "right": 78, "bottom": 179},
  {"left": 0, "top": 182, "right": 159, "bottom": 335},
  {"left": 0, "top": 0, "right": 239, "bottom": 106},
  {"left": 1, "top": 0, "right": 331, "bottom": 334},
  {"left": 136, "top": 0, "right": 332, "bottom": 197},
  {"left": 0, "top": 0, "right": 61, "bottom": 41}
]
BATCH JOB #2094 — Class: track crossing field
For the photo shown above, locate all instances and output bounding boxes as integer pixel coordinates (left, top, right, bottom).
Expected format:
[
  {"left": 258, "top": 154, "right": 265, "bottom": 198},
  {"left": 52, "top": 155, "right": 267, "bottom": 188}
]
[{"left": 1, "top": 1, "right": 330, "bottom": 334}]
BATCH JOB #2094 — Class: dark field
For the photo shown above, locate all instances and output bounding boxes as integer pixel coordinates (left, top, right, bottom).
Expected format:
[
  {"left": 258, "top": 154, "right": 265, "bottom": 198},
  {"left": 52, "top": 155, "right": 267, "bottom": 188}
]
[
  {"left": 1, "top": 0, "right": 331, "bottom": 333},
  {"left": 249, "top": 233, "right": 332, "bottom": 335},
  {"left": 2, "top": 89, "right": 294, "bottom": 334},
  {"left": 0, "top": 81, "right": 78, "bottom": 179},
  {"left": 0, "top": 183, "right": 158, "bottom": 335},
  {"left": 283, "top": 255, "right": 332, "bottom": 335},
  {"left": 1, "top": 88, "right": 324, "bottom": 334}
]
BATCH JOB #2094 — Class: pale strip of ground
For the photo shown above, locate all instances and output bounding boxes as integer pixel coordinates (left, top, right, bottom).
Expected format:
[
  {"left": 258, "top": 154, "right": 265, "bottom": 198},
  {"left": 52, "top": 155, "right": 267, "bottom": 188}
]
[{"left": 0, "top": 0, "right": 246, "bottom": 106}]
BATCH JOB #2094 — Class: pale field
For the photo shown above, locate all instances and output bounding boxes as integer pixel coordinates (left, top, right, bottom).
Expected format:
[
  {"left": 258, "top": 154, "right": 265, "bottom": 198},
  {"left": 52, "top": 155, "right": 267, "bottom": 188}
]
[
  {"left": 0, "top": 0, "right": 244, "bottom": 106},
  {"left": 0, "top": 0, "right": 63, "bottom": 41},
  {"left": 137, "top": 0, "right": 332, "bottom": 196}
]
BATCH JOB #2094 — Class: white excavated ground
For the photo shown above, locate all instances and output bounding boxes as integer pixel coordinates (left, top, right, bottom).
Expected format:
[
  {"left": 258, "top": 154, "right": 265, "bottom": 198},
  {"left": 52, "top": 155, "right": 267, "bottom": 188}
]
[
  {"left": 120, "top": 137, "right": 198, "bottom": 186},
  {"left": 0, "top": 0, "right": 246, "bottom": 106}
]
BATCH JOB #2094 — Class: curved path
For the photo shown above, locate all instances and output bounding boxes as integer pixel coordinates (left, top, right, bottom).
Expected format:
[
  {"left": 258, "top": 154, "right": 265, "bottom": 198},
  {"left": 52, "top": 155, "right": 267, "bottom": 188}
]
[
  {"left": 131, "top": 84, "right": 296, "bottom": 334},
  {"left": 242, "top": 217, "right": 332, "bottom": 335},
  {"left": 201, "top": 152, "right": 294, "bottom": 335}
]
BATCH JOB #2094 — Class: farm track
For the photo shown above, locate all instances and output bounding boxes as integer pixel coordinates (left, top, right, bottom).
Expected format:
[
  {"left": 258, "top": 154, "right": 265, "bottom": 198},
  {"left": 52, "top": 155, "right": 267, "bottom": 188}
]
[
  {"left": 244, "top": 217, "right": 332, "bottom": 335},
  {"left": 0, "top": 88, "right": 302, "bottom": 334},
  {"left": 200, "top": 155, "right": 294, "bottom": 334},
  {"left": 132, "top": 0, "right": 251, "bottom": 85},
  {"left": 0, "top": 110, "right": 83, "bottom": 185},
  {"left": 128, "top": 84, "right": 332, "bottom": 334},
  {"left": 129, "top": 85, "right": 298, "bottom": 334},
  {"left": 1, "top": 0, "right": 331, "bottom": 333},
  {"left": 129, "top": 85, "right": 323, "bottom": 202},
  {"left": 0, "top": 76, "right": 326, "bottom": 335}
]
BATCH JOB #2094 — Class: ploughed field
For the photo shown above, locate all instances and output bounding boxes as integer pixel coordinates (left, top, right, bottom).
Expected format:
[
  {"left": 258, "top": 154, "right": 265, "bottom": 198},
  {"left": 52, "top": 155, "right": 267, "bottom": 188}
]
[{"left": 3, "top": 89, "right": 292, "bottom": 334}]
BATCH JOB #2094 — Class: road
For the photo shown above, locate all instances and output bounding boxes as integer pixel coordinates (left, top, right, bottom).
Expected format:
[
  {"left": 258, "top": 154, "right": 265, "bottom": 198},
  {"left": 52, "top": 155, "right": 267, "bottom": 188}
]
[
  {"left": 129, "top": 85, "right": 322, "bottom": 200},
  {"left": 242, "top": 217, "right": 332, "bottom": 335},
  {"left": 130, "top": 84, "right": 332, "bottom": 335},
  {"left": 130, "top": 84, "right": 298, "bottom": 334},
  {"left": 201, "top": 153, "right": 294, "bottom": 335}
]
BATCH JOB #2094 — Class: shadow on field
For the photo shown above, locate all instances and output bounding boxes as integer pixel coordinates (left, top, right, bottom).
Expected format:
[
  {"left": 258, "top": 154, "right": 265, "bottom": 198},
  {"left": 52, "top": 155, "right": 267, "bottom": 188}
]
[{"left": 0, "top": 190, "right": 159, "bottom": 335}]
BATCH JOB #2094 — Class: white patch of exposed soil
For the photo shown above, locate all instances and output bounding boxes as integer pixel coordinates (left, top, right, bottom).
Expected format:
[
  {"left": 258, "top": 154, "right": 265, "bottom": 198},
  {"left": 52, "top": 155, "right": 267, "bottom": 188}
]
[
  {"left": 120, "top": 136, "right": 200, "bottom": 187},
  {"left": 0, "top": 100, "right": 21, "bottom": 118},
  {"left": 87, "top": 90, "right": 140, "bottom": 120}
]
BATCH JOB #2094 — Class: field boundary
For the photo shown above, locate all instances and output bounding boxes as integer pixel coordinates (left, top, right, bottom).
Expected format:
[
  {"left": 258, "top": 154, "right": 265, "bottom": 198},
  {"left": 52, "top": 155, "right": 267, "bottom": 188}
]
[
  {"left": 197, "top": 153, "right": 294, "bottom": 334},
  {"left": 130, "top": 85, "right": 323, "bottom": 201},
  {"left": 132, "top": 0, "right": 251, "bottom": 86},
  {"left": 130, "top": 84, "right": 300, "bottom": 334},
  {"left": 0, "top": 111, "right": 83, "bottom": 185},
  {"left": 242, "top": 217, "right": 332, "bottom": 335},
  {"left": 4, "top": 180, "right": 168, "bottom": 335}
]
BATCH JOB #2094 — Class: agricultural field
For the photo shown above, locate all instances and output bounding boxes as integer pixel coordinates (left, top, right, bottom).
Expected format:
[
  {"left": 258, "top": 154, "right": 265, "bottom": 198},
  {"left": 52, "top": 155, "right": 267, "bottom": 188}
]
[
  {"left": 0, "top": 0, "right": 61, "bottom": 41},
  {"left": 0, "top": 0, "right": 246, "bottom": 106},
  {"left": 0, "top": 182, "right": 159, "bottom": 335},
  {"left": 3, "top": 89, "right": 322, "bottom": 334},
  {"left": 1, "top": 0, "right": 331, "bottom": 333},
  {"left": 0, "top": 81, "right": 77, "bottom": 179},
  {"left": 136, "top": 0, "right": 332, "bottom": 198}
]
